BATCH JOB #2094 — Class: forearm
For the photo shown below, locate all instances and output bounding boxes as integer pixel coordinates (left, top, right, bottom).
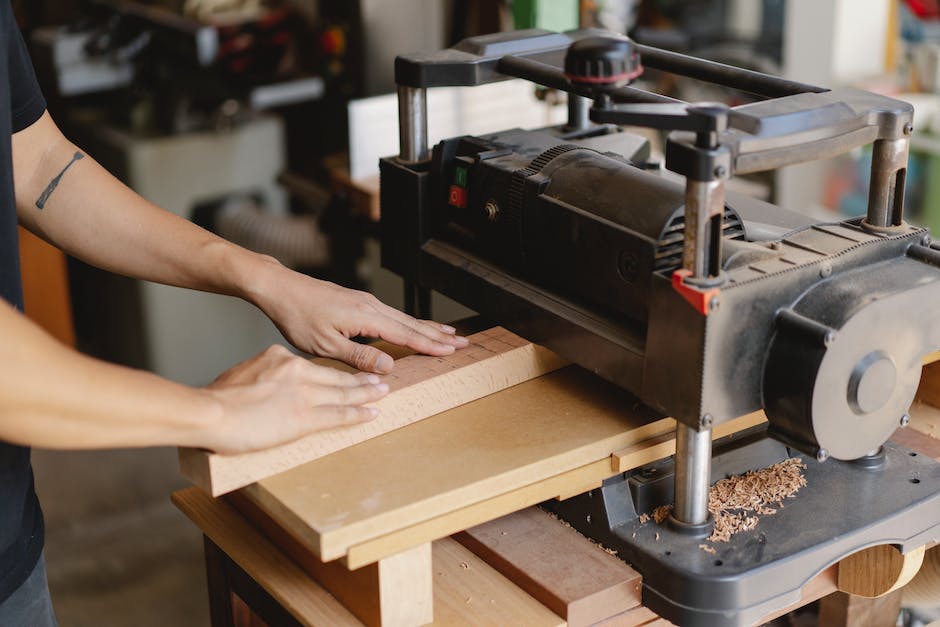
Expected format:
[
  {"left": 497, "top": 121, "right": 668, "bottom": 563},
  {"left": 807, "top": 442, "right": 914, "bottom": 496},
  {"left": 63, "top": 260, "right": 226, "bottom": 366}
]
[
  {"left": 13, "top": 113, "right": 275, "bottom": 302},
  {"left": 0, "top": 300, "right": 222, "bottom": 450}
]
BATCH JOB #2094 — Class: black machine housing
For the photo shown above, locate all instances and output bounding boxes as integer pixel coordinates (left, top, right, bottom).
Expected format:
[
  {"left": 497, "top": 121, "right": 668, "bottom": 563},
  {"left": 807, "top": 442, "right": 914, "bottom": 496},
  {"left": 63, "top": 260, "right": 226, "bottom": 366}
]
[
  {"left": 381, "top": 28, "right": 936, "bottom": 461},
  {"left": 380, "top": 29, "right": 940, "bottom": 626}
]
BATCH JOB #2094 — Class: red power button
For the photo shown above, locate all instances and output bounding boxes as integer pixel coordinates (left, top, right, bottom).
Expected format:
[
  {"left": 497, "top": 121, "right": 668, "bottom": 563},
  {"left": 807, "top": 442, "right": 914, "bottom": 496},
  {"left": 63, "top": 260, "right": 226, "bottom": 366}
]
[{"left": 448, "top": 185, "right": 467, "bottom": 208}]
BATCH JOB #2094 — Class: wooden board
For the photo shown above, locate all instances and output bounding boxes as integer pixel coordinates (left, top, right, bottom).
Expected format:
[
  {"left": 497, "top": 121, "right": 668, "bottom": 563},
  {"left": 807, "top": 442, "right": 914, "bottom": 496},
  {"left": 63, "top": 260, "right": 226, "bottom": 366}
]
[
  {"left": 179, "top": 327, "right": 568, "bottom": 496},
  {"left": 173, "top": 487, "right": 562, "bottom": 627},
  {"left": 432, "top": 536, "right": 563, "bottom": 627},
  {"left": 241, "top": 367, "right": 671, "bottom": 564},
  {"left": 454, "top": 507, "right": 642, "bottom": 627}
]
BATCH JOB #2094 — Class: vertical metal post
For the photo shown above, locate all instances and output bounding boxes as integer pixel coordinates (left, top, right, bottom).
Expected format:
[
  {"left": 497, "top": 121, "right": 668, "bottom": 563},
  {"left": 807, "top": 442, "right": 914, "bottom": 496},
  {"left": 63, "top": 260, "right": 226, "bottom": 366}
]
[
  {"left": 398, "top": 86, "right": 429, "bottom": 162},
  {"left": 865, "top": 137, "right": 910, "bottom": 229},
  {"left": 682, "top": 179, "right": 725, "bottom": 278},
  {"left": 566, "top": 94, "right": 591, "bottom": 131},
  {"left": 673, "top": 422, "right": 712, "bottom": 525}
]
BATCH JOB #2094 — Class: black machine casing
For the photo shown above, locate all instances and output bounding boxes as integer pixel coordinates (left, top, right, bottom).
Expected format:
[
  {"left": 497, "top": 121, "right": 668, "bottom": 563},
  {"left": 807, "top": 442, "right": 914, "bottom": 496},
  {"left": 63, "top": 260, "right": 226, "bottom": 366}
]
[{"left": 380, "top": 28, "right": 940, "bottom": 627}]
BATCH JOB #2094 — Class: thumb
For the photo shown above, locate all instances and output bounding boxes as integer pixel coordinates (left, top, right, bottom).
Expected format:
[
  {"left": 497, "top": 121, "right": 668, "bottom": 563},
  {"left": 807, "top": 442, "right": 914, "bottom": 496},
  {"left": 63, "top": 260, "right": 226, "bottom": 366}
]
[{"left": 340, "top": 339, "right": 394, "bottom": 373}]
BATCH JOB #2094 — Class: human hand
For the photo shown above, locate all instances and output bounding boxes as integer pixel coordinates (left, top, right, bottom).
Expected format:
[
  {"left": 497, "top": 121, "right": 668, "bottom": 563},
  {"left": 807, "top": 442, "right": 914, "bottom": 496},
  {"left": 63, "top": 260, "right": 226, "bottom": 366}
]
[
  {"left": 201, "top": 344, "right": 388, "bottom": 454},
  {"left": 253, "top": 265, "right": 468, "bottom": 373}
]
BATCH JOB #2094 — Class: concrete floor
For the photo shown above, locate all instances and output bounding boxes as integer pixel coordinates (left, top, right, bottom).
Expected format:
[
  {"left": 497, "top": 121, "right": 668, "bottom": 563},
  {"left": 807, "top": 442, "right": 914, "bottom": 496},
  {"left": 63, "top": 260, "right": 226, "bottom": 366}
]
[{"left": 31, "top": 447, "right": 209, "bottom": 627}]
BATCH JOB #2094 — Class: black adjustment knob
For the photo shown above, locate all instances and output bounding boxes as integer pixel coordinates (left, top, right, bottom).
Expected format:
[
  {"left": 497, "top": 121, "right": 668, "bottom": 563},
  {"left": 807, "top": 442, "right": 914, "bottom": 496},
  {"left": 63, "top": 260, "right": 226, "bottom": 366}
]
[{"left": 564, "top": 35, "right": 642, "bottom": 87}]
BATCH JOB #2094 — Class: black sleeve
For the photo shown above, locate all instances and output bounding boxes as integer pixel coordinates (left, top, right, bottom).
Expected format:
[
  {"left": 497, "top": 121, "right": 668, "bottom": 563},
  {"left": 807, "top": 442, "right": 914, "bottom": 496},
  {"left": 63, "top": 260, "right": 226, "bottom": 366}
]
[{"left": 8, "top": 18, "right": 46, "bottom": 133}]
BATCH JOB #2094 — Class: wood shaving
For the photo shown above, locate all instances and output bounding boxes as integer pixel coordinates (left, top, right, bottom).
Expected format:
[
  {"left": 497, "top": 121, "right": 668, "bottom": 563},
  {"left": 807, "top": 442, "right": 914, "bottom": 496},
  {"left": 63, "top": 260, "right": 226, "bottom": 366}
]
[
  {"left": 707, "top": 457, "right": 806, "bottom": 543},
  {"left": 638, "top": 513, "right": 650, "bottom": 524},
  {"left": 652, "top": 505, "right": 672, "bottom": 524},
  {"left": 459, "top": 561, "right": 469, "bottom": 569},
  {"left": 699, "top": 544, "right": 716, "bottom": 555},
  {"left": 640, "top": 457, "right": 807, "bottom": 544}
]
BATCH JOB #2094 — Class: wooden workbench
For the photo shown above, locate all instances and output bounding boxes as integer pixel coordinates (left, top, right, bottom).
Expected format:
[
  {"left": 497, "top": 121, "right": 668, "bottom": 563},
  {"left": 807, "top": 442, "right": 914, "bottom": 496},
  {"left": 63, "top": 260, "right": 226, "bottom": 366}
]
[{"left": 174, "top": 336, "right": 940, "bottom": 626}]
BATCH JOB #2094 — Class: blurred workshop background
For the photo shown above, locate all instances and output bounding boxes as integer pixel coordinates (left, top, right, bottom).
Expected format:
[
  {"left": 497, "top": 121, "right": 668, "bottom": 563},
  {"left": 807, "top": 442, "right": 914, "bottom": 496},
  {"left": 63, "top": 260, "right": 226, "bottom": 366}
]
[{"left": 11, "top": 0, "right": 940, "bottom": 625}]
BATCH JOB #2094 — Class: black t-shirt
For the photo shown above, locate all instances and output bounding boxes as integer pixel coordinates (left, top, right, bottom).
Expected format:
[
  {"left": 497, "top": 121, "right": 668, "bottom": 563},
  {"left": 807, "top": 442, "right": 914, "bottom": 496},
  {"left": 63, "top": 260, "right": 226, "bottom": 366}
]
[{"left": 0, "top": 3, "right": 48, "bottom": 602}]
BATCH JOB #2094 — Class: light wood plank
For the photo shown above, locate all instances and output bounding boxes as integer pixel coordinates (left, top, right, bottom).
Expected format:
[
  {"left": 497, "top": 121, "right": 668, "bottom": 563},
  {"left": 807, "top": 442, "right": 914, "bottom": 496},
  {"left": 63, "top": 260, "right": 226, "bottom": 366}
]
[
  {"left": 243, "top": 367, "right": 668, "bottom": 563},
  {"left": 171, "top": 487, "right": 361, "bottom": 626},
  {"left": 180, "top": 327, "right": 568, "bottom": 496},
  {"left": 455, "top": 507, "right": 642, "bottom": 627},
  {"left": 342, "top": 458, "right": 613, "bottom": 569}
]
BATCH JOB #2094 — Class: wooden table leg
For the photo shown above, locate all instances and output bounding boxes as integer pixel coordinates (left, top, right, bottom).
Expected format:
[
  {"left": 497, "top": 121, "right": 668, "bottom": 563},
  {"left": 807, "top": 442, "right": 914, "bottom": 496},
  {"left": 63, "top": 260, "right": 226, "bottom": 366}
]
[
  {"left": 203, "top": 535, "right": 305, "bottom": 627},
  {"left": 818, "top": 589, "right": 903, "bottom": 627},
  {"left": 205, "top": 536, "right": 237, "bottom": 627}
]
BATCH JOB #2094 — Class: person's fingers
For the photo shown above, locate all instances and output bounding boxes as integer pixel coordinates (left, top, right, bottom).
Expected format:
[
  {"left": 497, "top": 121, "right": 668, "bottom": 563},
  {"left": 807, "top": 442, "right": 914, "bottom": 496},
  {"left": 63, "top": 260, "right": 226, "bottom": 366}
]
[
  {"left": 310, "top": 405, "right": 379, "bottom": 430},
  {"left": 300, "top": 362, "right": 373, "bottom": 387},
  {"left": 355, "top": 372, "right": 382, "bottom": 385},
  {"left": 375, "top": 320, "right": 457, "bottom": 357},
  {"left": 415, "top": 319, "right": 469, "bottom": 346},
  {"left": 338, "top": 338, "right": 396, "bottom": 373},
  {"left": 309, "top": 381, "right": 389, "bottom": 406},
  {"left": 375, "top": 303, "right": 468, "bottom": 347}
]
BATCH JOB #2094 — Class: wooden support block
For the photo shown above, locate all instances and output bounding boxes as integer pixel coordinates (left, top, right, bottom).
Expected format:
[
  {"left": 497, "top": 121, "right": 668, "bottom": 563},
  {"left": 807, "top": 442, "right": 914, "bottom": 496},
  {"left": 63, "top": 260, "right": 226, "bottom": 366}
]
[
  {"left": 454, "top": 507, "right": 642, "bottom": 626},
  {"left": 180, "top": 327, "right": 567, "bottom": 496},
  {"left": 229, "top": 491, "right": 432, "bottom": 627},
  {"left": 838, "top": 544, "right": 926, "bottom": 598},
  {"left": 819, "top": 589, "right": 903, "bottom": 627},
  {"left": 171, "top": 487, "right": 360, "bottom": 626}
]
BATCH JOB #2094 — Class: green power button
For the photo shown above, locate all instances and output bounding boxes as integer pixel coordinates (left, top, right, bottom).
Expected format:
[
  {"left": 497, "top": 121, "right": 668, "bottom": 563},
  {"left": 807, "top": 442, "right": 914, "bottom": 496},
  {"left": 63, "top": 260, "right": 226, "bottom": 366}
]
[{"left": 454, "top": 166, "right": 468, "bottom": 188}]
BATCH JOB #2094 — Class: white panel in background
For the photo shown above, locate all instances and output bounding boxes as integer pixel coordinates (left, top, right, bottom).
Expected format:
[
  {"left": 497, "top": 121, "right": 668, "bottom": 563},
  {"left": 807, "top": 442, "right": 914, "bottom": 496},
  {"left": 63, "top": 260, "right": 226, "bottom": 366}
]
[
  {"left": 832, "top": 0, "right": 890, "bottom": 83},
  {"left": 348, "top": 80, "right": 568, "bottom": 180}
]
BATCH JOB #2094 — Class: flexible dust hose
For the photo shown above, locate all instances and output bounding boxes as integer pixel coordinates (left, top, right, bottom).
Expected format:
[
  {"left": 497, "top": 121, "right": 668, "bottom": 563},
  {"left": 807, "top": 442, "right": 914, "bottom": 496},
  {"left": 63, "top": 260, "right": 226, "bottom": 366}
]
[
  {"left": 215, "top": 200, "right": 329, "bottom": 269},
  {"left": 903, "top": 545, "right": 940, "bottom": 607}
]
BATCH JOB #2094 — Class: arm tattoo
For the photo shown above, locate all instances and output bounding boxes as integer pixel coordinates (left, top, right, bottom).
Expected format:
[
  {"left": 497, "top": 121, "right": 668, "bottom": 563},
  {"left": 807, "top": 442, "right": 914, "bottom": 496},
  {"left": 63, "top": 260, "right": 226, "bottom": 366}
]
[{"left": 35, "top": 151, "right": 85, "bottom": 210}]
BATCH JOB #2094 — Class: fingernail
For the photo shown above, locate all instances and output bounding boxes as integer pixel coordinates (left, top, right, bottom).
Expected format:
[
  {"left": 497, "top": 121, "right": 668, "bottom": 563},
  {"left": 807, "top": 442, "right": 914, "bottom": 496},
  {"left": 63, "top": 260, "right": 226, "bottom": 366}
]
[
  {"left": 441, "top": 324, "right": 456, "bottom": 334},
  {"left": 439, "top": 344, "right": 456, "bottom": 354},
  {"left": 375, "top": 383, "right": 389, "bottom": 394},
  {"left": 368, "top": 407, "right": 379, "bottom": 418},
  {"left": 376, "top": 354, "right": 394, "bottom": 372},
  {"left": 454, "top": 336, "right": 470, "bottom": 347},
  {"left": 363, "top": 374, "right": 380, "bottom": 384}
]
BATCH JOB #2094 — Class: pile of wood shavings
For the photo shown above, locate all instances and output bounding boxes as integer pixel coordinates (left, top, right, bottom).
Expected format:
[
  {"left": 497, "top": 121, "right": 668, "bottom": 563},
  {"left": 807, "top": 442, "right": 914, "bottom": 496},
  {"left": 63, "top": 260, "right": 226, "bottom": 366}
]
[
  {"left": 708, "top": 457, "right": 807, "bottom": 542},
  {"left": 645, "top": 457, "right": 807, "bottom": 543}
]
